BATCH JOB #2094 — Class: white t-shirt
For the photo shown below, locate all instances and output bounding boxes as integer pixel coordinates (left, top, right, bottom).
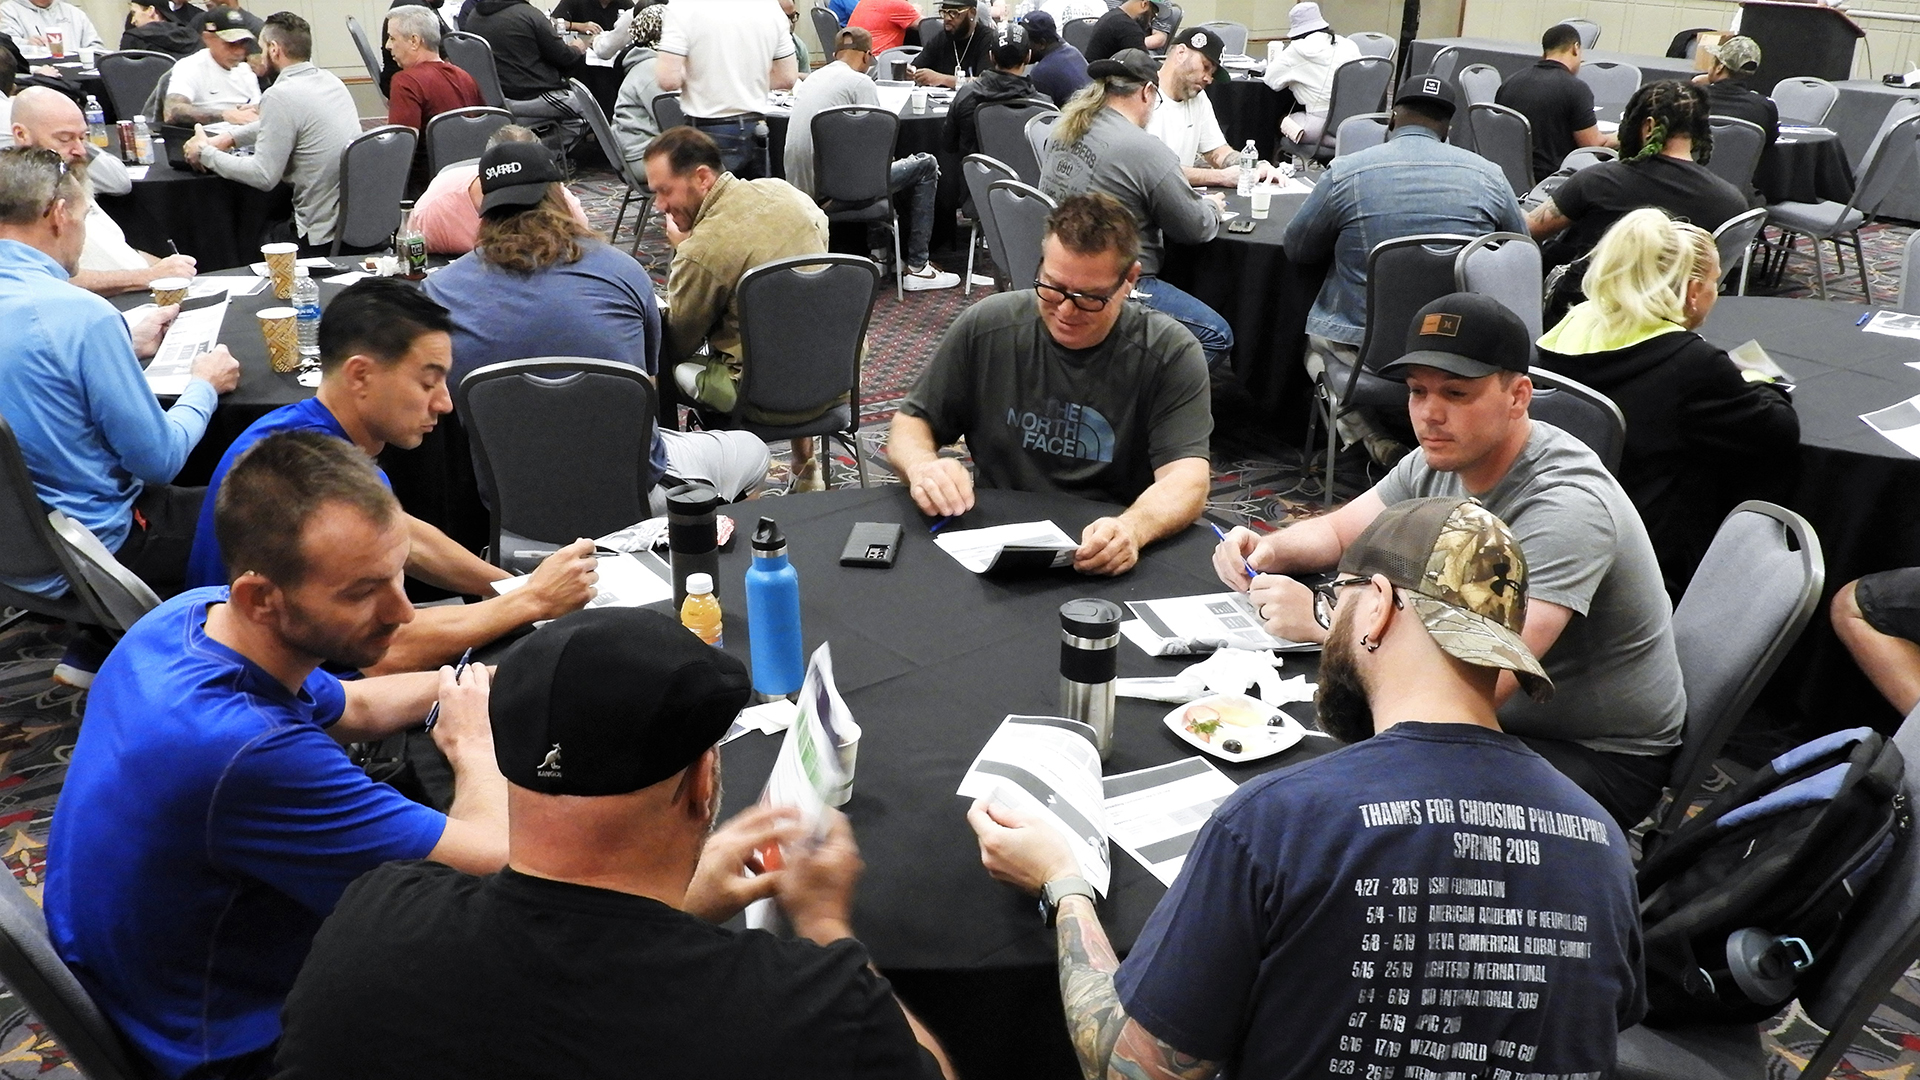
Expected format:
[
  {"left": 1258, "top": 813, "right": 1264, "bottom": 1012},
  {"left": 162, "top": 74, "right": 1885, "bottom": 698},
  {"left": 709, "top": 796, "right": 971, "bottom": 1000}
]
[
  {"left": 1146, "top": 87, "right": 1227, "bottom": 168},
  {"left": 656, "top": 0, "right": 793, "bottom": 120},
  {"left": 80, "top": 201, "right": 148, "bottom": 273},
  {"left": 166, "top": 48, "right": 262, "bottom": 113}
]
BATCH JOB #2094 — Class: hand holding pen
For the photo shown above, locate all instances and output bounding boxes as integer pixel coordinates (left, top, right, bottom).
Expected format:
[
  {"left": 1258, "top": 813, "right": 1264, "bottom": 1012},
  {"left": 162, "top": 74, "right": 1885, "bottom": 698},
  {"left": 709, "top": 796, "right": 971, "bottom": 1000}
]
[
  {"left": 423, "top": 647, "right": 475, "bottom": 731},
  {"left": 1209, "top": 522, "right": 1260, "bottom": 589}
]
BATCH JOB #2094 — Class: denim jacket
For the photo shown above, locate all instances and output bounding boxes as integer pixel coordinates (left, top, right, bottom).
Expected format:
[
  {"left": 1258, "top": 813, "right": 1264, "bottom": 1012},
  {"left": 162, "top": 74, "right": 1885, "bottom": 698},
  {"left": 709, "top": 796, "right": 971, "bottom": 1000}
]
[{"left": 1283, "top": 126, "right": 1526, "bottom": 345}]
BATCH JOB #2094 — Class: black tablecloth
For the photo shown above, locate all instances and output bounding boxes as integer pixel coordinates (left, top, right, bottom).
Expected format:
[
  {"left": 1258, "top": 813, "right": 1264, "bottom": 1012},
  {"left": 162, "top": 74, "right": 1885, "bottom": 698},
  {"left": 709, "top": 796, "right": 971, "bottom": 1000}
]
[
  {"left": 1756, "top": 126, "right": 1854, "bottom": 205},
  {"left": 1206, "top": 75, "right": 1285, "bottom": 163},
  {"left": 98, "top": 155, "right": 294, "bottom": 273},
  {"left": 1697, "top": 296, "right": 1920, "bottom": 737},
  {"left": 1160, "top": 188, "right": 1323, "bottom": 441}
]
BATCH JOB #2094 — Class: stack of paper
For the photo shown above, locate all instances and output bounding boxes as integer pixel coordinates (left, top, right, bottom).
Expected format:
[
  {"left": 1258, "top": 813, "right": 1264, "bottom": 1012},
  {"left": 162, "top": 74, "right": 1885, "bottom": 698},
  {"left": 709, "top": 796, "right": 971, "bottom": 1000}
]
[
  {"left": 959, "top": 715, "right": 1112, "bottom": 895},
  {"left": 933, "top": 521, "right": 1078, "bottom": 574},
  {"left": 1121, "top": 593, "right": 1318, "bottom": 656}
]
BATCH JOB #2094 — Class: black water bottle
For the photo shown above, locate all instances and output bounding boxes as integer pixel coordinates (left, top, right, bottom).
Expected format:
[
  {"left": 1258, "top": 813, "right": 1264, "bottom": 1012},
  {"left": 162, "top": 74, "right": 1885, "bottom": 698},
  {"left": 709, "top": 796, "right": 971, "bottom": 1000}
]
[
  {"left": 666, "top": 483, "right": 721, "bottom": 609},
  {"left": 1060, "top": 599, "right": 1123, "bottom": 761}
]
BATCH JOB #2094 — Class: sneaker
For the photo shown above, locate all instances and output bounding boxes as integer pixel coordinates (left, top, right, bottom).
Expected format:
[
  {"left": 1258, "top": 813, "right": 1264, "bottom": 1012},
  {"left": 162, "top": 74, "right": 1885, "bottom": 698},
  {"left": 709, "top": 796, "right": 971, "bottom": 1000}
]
[
  {"left": 53, "top": 628, "right": 112, "bottom": 690},
  {"left": 968, "top": 272, "right": 996, "bottom": 288},
  {"left": 792, "top": 457, "right": 826, "bottom": 492},
  {"left": 903, "top": 264, "right": 961, "bottom": 292}
]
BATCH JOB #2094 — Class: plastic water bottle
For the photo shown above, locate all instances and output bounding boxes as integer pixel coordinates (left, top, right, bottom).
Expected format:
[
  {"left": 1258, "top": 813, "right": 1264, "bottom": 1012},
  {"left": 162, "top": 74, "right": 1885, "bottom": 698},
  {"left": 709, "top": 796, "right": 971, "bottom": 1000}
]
[
  {"left": 680, "top": 572, "right": 724, "bottom": 646},
  {"left": 83, "top": 96, "right": 108, "bottom": 151},
  {"left": 292, "top": 266, "right": 321, "bottom": 363},
  {"left": 744, "top": 517, "right": 805, "bottom": 696},
  {"left": 131, "top": 115, "right": 154, "bottom": 165},
  {"left": 1237, "top": 139, "right": 1257, "bottom": 196}
]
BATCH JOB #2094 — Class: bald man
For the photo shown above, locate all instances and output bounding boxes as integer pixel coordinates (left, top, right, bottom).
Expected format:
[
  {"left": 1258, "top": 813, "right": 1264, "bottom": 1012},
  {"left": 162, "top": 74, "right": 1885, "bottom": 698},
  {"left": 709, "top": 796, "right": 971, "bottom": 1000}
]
[{"left": 9, "top": 87, "right": 197, "bottom": 296}]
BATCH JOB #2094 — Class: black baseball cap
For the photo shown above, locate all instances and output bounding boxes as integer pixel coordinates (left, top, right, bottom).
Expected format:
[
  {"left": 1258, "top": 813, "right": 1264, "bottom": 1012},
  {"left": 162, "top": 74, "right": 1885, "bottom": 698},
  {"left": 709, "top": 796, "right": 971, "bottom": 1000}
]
[
  {"left": 1174, "top": 27, "right": 1224, "bottom": 70},
  {"left": 1380, "top": 292, "right": 1532, "bottom": 380},
  {"left": 1088, "top": 48, "right": 1159, "bottom": 83},
  {"left": 490, "top": 608, "right": 753, "bottom": 796},
  {"left": 1019, "top": 10, "right": 1059, "bottom": 43},
  {"left": 1393, "top": 72, "right": 1456, "bottom": 117},
  {"left": 478, "top": 140, "right": 564, "bottom": 216},
  {"left": 940, "top": 0, "right": 976, "bottom": 8},
  {"left": 992, "top": 20, "right": 1031, "bottom": 68},
  {"left": 203, "top": 7, "right": 260, "bottom": 50}
]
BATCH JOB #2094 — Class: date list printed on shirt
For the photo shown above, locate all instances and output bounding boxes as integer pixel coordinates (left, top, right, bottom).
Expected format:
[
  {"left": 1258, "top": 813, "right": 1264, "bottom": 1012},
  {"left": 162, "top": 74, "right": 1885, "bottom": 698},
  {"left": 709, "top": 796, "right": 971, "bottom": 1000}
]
[{"left": 1333, "top": 796, "right": 1615, "bottom": 1080}]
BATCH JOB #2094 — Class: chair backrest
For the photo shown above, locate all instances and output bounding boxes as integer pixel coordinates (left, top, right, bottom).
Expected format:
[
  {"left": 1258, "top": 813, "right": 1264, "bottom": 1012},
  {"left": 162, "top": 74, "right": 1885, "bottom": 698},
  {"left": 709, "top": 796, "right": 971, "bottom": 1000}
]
[
  {"left": 986, "top": 178, "right": 1057, "bottom": 295},
  {"left": 1559, "top": 145, "right": 1617, "bottom": 172},
  {"left": 1795, "top": 705, "right": 1920, "bottom": 1080},
  {"left": 1556, "top": 17, "right": 1601, "bottom": 49},
  {"left": 1902, "top": 230, "right": 1920, "bottom": 315},
  {"left": 1355, "top": 234, "right": 1474, "bottom": 376},
  {"left": 455, "top": 358, "right": 657, "bottom": 553},
  {"left": 1063, "top": 17, "right": 1099, "bottom": 54},
  {"left": 976, "top": 100, "right": 1052, "bottom": 184},
  {"left": 1771, "top": 76, "right": 1839, "bottom": 126},
  {"left": 0, "top": 867, "right": 147, "bottom": 1080},
  {"left": 1468, "top": 101, "right": 1533, "bottom": 194},
  {"left": 95, "top": 51, "right": 173, "bottom": 124},
  {"left": 442, "top": 31, "right": 505, "bottom": 109},
  {"left": 333, "top": 124, "right": 417, "bottom": 253},
  {"left": 963, "top": 153, "right": 1018, "bottom": 277},
  {"left": 1024, "top": 111, "right": 1059, "bottom": 169},
  {"left": 653, "top": 91, "right": 686, "bottom": 131},
  {"left": 736, "top": 254, "right": 881, "bottom": 421},
  {"left": 1160, "top": 3, "right": 1185, "bottom": 43},
  {"left": 1526, "top": 366, "right": 1626, "bottom": 474},
  {"left": 1660, "top": 501, "right": 1824, "bottom": 837},
  {"left": 917, "top": 15, "right": 942, "bottom": 47},
  {"left": 1455, "top": 232, "right": 1543, "bottom": 340},
  {"left": 1196, "top": 21, "right": 1249, "bottom": 56},
  {"left": 1427, "top": 44, "right": 1462, "bottom": 83},
  {"left": 424, "top": 104, "right": 511, "bottom": 176},
  {"left": 1577, "top": 60, "right": 1640, "bottom": 113},
  {"left": 1851, "top": 112, "right": 1920, "bottom": 218},
  {"left": 873, "top": 45, "right": 921, "bottom": 81},
  {"left": 1349, "top": 30, "right": 1396, "bottom": 60},
  {"left": 1456, "top": 62, "right": 1502, "bottom": 107},
  {"left": 0, "top": 415, "right": 156, "bottom": 632},
  {"left": 1711, "top": 206, "right": 1768, "bottom": 287},
  {"left": 1858, "top": 94, "right": 1920, "bottom": 171},
  {"left": 812, "top": 104, "right": 899, "bottom": 205},
  {"left": 812, "top": 3, "right": 841, "bottom": 55},
  {"left": 1705, "top": 115, "right": 1765, "bottom": 192},
  {"left": 1666, "top": 26, "right": 1715, "bottom": 59},
  {"left": 565, "top": 79, "right": 645, "bottom": 193},
  {"left": 346, "top": 14, "right": 385, "bottom": 89},
  {"left": 1321, "top": 55, "right": 1393, "bottom": 147},
  {"left": 1333, "top": 111, "right": 1389, "bottom": 157}
]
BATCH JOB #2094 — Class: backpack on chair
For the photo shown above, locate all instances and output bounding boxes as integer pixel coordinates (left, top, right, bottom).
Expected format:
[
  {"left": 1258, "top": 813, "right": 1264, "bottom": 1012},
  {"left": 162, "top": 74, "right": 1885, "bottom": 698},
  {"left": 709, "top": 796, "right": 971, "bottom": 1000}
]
[{"left": 1636, "top": 726, "right": 1908, "bottom": 1026}]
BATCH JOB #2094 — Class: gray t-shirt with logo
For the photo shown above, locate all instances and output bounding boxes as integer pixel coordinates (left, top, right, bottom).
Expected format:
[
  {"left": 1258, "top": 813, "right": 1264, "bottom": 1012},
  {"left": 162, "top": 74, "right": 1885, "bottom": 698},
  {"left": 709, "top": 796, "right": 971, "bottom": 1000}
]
[
  {"left": 1040, "top": 108, "right": 1219, "bottom": 278},
  {"left": 900, "top": 290, "right": 1212, "bottom": 506},
  {"left": 1373, "top": 421, "right": 1685, "bottom": 756}
]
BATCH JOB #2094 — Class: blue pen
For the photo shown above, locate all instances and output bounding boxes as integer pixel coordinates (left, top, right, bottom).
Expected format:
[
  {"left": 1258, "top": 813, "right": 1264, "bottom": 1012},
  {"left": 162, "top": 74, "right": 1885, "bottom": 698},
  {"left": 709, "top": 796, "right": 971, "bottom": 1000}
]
[
  {"left": 1858, "top": 312, "right": 1874, "bottom": 326},
  {"left": 928, "top": 516, "right": 951, "bottom": 534},
  {"left": 1209, "top": 522, "right": 1257, "bottom": 580},
  {"left": 422, "top": 647, "right": 475, "bottom": 731}
]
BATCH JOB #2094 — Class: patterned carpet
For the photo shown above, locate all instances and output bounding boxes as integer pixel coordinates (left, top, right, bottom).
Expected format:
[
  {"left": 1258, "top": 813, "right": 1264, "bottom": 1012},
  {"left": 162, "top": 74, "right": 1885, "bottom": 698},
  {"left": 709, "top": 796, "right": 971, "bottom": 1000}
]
[{"left": 0, "top": 173, "right": 1914, "bottom": 1077}]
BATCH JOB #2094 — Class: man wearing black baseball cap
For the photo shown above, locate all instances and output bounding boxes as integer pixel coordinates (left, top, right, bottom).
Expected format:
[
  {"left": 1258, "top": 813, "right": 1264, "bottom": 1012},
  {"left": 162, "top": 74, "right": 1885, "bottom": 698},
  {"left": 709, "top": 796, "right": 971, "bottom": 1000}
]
[
  {"left": 1145, "top": 26, "right": 1252, "bottom": 188},
  {"left": 1215, "top": 292, "right": 1687, "bottom": 829},
  {"left": 277, "top": 608, "right": 955, "bottom": 1079},
  {"left": 1084, "top": 0, "right": 1162, "bottom": 61}
]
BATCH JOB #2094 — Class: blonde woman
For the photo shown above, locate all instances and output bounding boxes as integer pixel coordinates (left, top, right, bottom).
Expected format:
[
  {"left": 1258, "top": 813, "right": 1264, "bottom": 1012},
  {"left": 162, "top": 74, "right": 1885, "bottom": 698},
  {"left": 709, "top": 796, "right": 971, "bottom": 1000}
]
[{"left": 1537, "top": 207, "right": 1797, "bottom": 595}]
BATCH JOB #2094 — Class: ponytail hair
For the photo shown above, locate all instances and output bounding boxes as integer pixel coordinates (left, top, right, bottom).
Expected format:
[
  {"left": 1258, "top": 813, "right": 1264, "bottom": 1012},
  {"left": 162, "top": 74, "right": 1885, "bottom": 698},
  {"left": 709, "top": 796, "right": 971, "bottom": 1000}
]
[
  {"left": 1580, "top": 207, "right": 1717, "bottom": 328},
  {"left": 1054, "top": 72, "right": 1150, "bottom": 146}
]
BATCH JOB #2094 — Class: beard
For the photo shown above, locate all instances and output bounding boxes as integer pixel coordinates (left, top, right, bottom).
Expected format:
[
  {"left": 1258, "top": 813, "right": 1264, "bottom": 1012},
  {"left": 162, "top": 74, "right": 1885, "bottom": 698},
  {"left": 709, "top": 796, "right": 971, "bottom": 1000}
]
[
  {"left": 274, "top": 596, "right": 401, "bottom": 671},
  {"left": 1315, "top": 619, "right": 1377, "bottom": 744}
]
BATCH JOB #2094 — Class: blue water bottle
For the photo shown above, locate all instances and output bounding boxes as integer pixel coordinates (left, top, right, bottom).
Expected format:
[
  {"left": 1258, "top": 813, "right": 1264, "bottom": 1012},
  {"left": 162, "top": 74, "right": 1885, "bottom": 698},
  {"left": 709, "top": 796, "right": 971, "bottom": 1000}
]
[{"left": 745, "top": 517, "right": 805, "bottom": 696}]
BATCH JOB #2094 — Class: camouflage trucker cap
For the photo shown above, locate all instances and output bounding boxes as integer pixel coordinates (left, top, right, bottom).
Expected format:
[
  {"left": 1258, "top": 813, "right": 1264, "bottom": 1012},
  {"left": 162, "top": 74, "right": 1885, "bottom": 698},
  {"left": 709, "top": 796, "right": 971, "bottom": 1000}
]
[{"left": 1337, "top": 497, "right": 1553, "bottom": 701}]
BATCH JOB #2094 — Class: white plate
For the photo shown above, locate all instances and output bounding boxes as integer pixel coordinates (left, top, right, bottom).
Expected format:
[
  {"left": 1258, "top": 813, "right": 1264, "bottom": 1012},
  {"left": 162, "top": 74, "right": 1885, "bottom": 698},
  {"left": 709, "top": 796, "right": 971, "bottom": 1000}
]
[{"left": 1162, "top": 693, "right": 1307, "bottom": 763}]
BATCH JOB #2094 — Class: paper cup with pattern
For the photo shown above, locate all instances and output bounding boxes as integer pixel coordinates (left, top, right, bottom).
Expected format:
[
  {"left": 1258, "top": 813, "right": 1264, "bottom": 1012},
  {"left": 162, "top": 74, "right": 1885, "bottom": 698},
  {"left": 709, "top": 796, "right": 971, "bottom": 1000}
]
[
  {"left": 261, "top": 242, "right": 298, "bottom": 299},
  {"left": 257, "top": 307, "right": 301, "bottom": 372},
  {"left": 149, "top": 277, "right": 190, "bottom": 307}
]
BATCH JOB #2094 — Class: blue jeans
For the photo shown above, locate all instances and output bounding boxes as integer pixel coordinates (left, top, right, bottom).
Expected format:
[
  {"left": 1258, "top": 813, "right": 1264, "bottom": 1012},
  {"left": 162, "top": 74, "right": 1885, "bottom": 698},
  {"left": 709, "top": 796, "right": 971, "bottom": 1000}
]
[
  {"left": 1135, "top": 276, "right": 1234, "bottom": 369},
  {"left": 882, "top": 153, "right": 939, "bottom": 269},
  {"left": 691, "top": 115, "right": 769, "bottom": 179}
]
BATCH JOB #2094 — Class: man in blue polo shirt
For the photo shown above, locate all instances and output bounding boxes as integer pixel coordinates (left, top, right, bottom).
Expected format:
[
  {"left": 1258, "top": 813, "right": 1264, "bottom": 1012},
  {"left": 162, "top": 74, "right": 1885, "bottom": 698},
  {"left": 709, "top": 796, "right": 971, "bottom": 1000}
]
[
  {"left": 45, "top": 431, "right": 513, "bottom": 1080},
  {"left": 183, "top": 278, "right": 599, "bottom": 673}
]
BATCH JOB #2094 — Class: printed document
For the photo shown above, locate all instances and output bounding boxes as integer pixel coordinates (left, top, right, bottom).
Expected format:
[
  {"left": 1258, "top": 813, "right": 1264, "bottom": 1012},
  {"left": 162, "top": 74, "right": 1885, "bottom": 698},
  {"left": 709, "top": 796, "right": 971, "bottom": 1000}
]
[
  {"left": 491, "top": 550, "right": 672, "bottom": 613},
  {"left": 934, "top": 520, "right": 1078, "bottom": 574},
  {"left": 1862, "top": 393, "right": 1920, "bottom": 458},
  {"left": 1122, "top": 592, "right": 1318, "bottom": 655},
  {"left": 139, "top": 293, "right": 227, "bottom": 396},
  {"left": 958, "top": 715, "right": 1111, "bottom": 895},
  {"left": 1103, "top": 757, "right": 1238, "bottom": 886},
  {"left": 1863, "top": 310, "right": 1920, "bottom": 341}
]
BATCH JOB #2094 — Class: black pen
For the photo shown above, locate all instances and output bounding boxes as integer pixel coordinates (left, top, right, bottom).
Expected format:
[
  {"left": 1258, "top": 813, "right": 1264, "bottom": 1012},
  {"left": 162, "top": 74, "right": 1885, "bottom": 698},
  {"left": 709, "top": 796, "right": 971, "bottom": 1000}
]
[{"left": 422, "top": 647, "right": 475, "bottom": 731}]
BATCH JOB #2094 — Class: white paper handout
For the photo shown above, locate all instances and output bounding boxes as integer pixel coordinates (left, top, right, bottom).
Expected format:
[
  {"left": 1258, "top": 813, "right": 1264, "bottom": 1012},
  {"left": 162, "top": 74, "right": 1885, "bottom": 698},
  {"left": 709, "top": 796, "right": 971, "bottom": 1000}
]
[
  {"left": 140, "top": 292, "right": 228, "bottom": 396},
  {"left": 957, "top": 715, "right": 1111, "bottom": 896},
  {"left": 189, "top": 275, "right": 266, "bottom": 298},
  {"left": 746, "top": 644, "right": 862, "bottom": 928},
  {"left": 933, "top": 520, "right": 1078, "bottom": 574},
  {"left": 490, "top": 551, "right": 673, "bottom": 614},
  {"left": 1863, "top": 310, "right": 1920, "bottom": 341},
  {"left": 1862, "top": 393, "right": 1920, "bottom": 458},
  {"left": 1103, "top": 757, "right": 1238, "bottom": 886},
  {"left": 1122, "top": 592, "right": 1318, "bottom": 656},
  {"left": 1726, "top": 339, "right": 1793, "bottom": 384}
]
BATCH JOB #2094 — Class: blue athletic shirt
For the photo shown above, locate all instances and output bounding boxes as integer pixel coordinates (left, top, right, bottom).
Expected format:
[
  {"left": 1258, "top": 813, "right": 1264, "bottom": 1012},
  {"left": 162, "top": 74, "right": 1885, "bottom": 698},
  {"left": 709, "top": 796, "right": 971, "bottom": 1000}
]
[
  {"left": 44, "top": 587, "right": 447, "bottom": 1079},
  {"left": 1116, "top": 723, "right": 1646, "bottom": 1080},
  {"left": 183, "top": 397, "right": 390, "bottom": 590}
]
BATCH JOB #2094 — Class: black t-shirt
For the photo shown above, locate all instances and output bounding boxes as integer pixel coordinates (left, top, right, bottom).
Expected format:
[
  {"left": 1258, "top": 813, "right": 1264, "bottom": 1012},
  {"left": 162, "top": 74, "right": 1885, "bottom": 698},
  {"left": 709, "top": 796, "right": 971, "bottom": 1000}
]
[
  {"left": 1495, "top": 58, "right": 1597, "bottom": 183},
  {"left": 550, "top": 0, "right": 629, "bottom": 27},
  {"left": 1703, "top": 78, "right": 1780, "bottom": 147},
  {"left": 1085, "top": 6, "right": 1146, "bottom": 61},
  {"left": 919, "top": 21, "right": 994, "bottom": 78},
  {"left": 1544, "top": 155, "right": 1751, "bottom": 271},
  {"left": 274, "top": 863, "right": 945, "bottom": 1080}
]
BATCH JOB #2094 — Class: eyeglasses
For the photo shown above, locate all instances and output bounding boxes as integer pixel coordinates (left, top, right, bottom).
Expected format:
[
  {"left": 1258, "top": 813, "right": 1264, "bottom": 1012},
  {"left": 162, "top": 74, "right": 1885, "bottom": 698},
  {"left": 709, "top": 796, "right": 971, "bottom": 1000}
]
[
  {"left": 1033, "top": 277, "right": 1128, "bottom": 312},
  {"left": 1311, "top": 576, "right": 1375, "bottom": 630}
]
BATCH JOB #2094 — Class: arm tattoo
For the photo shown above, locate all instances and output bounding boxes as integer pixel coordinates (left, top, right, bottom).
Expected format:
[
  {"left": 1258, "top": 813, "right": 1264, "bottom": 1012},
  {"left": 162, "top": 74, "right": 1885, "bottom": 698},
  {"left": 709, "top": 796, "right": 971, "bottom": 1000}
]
[{"left": 1055, "top": 898, "right": 1221, "bottom": 1080}]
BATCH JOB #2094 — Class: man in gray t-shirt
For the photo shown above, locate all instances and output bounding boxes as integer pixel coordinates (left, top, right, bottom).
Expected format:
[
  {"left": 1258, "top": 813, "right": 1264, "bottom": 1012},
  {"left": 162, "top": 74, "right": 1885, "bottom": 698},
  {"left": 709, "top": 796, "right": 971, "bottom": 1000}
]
[
  {"left": 890, "top": 192, "right": 1211, "bottom": 576},
  {"left": 1211, "top": 293, "right": 1685, "bottom": 828}
]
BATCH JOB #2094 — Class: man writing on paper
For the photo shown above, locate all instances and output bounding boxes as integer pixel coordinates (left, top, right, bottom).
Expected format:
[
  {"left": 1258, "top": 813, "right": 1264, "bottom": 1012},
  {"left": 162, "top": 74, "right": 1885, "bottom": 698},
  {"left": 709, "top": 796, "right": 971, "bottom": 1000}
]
[
  {"left": 889, "top": 192, "right": 1210, "bottom": 577},
  {"left": 970, "top": 497, "right": 1645, "bottom": 1080}
]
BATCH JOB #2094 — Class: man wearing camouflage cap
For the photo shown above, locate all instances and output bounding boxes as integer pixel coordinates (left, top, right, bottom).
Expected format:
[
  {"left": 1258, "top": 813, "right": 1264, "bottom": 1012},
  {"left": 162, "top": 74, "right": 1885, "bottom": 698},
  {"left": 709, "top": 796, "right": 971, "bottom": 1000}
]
[
  {"left": 1215, "top": 292, "right": 1686, "bottom": 829},
  {"left": 974, "top": 496, "right": 1645, "bottom": 1079},
  {"left": 1694, "top": 35, "right": 1778, "bottom": 161}
]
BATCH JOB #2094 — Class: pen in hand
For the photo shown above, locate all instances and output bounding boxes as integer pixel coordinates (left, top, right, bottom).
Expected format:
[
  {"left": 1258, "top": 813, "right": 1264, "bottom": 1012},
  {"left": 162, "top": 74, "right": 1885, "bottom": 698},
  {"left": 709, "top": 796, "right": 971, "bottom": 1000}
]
[
  {"left": 1209, "top": 522, "right": 1257, "bottom": 580},
  {"left": 422, "top": 647, "right": 475, "bottom": 731}
]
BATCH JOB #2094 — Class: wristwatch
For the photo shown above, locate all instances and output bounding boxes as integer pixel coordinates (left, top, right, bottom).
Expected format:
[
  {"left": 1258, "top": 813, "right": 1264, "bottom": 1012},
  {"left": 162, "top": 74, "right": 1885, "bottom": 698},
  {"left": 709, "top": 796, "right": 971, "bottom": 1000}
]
[{"left": 1039, "top": 875, "right": 1097, "bottom": 927}]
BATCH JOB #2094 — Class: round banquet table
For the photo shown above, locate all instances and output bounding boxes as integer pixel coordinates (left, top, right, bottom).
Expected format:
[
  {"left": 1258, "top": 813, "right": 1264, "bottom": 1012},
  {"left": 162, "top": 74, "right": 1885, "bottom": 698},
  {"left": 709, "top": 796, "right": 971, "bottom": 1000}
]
[
  {"left": 1159, "top": 186, "right": 1323, "bottom": 441},
  {"left": 1205, "top": 74, "right": 1285, "bottom": 163},
  {"left": 1755, "top": 126, "right": 1855, "bottom": 206},
  {"left": 1695, "top": 295, "right": 1920, "bottom": 738},
  {"left": 98, "top": 152, "right": 294, "bottom": 273}
]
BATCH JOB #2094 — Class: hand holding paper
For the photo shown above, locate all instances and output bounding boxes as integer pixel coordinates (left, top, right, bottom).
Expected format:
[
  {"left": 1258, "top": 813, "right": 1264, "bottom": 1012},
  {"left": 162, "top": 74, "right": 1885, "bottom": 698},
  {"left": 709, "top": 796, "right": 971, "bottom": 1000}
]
[
  {"left": 683, "top": 804, "right": 802, "bottom": 923},
  {"left": 967, "top": 798, "right": 1082, "bottom": 895}
]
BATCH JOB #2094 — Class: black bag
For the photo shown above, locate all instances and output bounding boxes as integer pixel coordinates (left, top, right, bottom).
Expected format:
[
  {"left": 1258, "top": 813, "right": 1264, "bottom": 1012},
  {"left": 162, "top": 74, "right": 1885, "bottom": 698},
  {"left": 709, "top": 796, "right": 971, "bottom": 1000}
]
[{"left": 1636, "top": 727, "right": 1908, "bottom": 1026}]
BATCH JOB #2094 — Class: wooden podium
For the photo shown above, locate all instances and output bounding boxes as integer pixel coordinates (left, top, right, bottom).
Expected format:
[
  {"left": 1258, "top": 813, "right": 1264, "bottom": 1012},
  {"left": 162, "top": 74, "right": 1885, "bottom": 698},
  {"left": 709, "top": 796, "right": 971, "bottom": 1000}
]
[{"left": 1735, "top": 0, "right": 1864, "bottom": 92}]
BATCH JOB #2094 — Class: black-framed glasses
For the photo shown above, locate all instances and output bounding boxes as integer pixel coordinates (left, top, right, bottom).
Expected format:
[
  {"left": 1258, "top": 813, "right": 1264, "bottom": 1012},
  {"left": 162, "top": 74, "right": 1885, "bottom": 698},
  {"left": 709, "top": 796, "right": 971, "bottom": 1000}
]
[
  {"left": 1033, "top": 277, "right": 1128, "bottom": 312},
  {"left": 1312, "top": 576, "right": 1374, "bottom": 630}
]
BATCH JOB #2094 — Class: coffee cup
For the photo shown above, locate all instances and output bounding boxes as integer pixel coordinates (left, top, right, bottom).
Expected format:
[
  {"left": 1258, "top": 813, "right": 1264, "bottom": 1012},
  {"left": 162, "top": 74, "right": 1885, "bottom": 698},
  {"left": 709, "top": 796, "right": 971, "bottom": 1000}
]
[
  {"left": 1251, "top": 187, "right": 1272, "bottom": 219},
  {"left": 261, "top": 242, "right": 299, "bottom": 298},
  {"left": 257, "top": 307, "right": 300, "bottom": 372},
  {"left": 149, "top": 276, "right": 190, "bottom": 307},
  {"left": 79, "top": 46, "right": 95, "bottom": 68}
]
